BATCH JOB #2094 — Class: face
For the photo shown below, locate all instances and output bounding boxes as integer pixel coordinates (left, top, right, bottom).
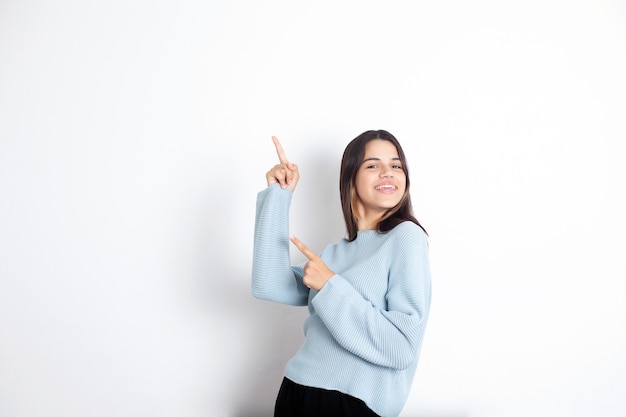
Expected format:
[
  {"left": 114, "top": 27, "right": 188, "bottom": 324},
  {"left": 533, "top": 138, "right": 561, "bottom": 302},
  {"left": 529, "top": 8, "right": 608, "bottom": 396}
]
[{"left": 353, "top": 139, "right": 407, "bottom": 225}]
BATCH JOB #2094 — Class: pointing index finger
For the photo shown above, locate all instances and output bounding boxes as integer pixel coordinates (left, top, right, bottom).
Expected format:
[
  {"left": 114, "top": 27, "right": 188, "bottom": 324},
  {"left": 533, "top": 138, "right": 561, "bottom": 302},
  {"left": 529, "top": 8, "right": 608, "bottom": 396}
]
[
  {"left": 290, "top": 236, "right": 317, "bottom": 260},
  {"left": 272, "top": 136, "right": 289, "bottom": 165}
]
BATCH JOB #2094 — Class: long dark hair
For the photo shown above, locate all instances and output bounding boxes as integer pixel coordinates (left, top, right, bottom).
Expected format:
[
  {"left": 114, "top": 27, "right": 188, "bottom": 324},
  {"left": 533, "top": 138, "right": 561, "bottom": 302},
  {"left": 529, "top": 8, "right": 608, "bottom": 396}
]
[{"left": 339, "top": 129, "right": 427, "bottom": 241}]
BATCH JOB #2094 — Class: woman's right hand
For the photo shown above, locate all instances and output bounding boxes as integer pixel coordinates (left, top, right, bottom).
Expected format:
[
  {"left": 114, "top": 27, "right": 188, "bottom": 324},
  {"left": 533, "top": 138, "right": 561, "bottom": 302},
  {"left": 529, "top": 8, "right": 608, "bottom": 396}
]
[{"left": 266, "top": 136, "right": 299, "bottom": 193}]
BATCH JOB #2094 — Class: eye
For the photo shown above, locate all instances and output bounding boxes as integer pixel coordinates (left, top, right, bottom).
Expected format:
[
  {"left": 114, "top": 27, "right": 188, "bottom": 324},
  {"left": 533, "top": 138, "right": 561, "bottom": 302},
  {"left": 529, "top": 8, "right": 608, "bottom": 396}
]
[
  {"left": 366, "top": 164, "right": 378, "bottom": 169},
  {"left": 392, "top": 164, "right": 402, "bottom": 169}
]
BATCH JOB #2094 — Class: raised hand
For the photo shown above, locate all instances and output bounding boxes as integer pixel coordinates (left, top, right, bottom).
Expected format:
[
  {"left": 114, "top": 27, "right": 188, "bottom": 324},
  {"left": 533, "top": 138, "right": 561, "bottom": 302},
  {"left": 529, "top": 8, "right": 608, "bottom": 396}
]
[
  {"left": 266, "top": 136, "right": 300, "bottom": 192},
  {"left": 290, "top": 236, "right": 334, "bottom": 291}
]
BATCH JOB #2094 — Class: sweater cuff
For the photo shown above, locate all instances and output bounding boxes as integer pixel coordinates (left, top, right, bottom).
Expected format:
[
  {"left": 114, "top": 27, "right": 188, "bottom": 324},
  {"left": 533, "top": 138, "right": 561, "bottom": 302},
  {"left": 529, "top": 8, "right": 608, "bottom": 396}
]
[
  {"left": 258, "top": 182, "right": 293, "bottom": 199},
  {"left": 312, "top": 274, "right": 353, "bottom": 307}
]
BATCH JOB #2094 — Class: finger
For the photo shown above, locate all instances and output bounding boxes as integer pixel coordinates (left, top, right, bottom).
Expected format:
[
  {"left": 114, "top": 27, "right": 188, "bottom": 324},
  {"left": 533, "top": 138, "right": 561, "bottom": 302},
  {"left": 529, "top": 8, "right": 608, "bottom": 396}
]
[
  {"left": 270, "top": 166, "right": 288, "bottom": 188},
  {"left": 284, "top": 164, "right": 293, "bottom": 185},
  {"left": 266, "top": 165, "right": 278, "bottom": 182},
  {"left": 272, "top": 136, "right": 289, "bottom": 165},
  {"left": 290, "top": 236, "right": 317, "bottom": 260}
]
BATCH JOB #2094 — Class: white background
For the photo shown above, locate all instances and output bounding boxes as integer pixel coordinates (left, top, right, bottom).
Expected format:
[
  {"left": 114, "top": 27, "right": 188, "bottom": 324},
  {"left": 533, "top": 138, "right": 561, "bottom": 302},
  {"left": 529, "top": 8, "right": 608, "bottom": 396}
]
[{"left": 1, "top": 1, "right": 625, "bottom": 416}]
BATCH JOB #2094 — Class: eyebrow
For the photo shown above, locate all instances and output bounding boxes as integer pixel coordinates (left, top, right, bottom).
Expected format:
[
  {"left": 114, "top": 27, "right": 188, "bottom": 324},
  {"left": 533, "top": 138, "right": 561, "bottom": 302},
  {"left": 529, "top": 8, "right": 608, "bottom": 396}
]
[{"left": 362, "top": 157, "right": 402, "bottom": 163}]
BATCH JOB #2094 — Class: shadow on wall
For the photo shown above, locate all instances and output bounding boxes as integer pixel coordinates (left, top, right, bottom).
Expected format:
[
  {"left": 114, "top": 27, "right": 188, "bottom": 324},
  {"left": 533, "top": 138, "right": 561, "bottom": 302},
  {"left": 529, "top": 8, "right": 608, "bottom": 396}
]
[
  {"left": 193, "top": 143, "right": 350, "bottom": 416},
  {"left": 188, "top": 185, "right": 309, "bottom": 416},
  {"left": 188, "top": 208, "right": 304, "bottom": 416},
  {"left": 232, "top": 301, "right": 307, "bottom": 417}
]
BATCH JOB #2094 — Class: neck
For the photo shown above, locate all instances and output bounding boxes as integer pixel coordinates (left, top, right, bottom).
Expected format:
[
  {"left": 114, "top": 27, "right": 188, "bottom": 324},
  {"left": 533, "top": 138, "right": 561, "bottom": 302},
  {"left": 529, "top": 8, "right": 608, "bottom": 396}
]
[{"left": 355, "top": 208, "right": 383, "bottom": 231}]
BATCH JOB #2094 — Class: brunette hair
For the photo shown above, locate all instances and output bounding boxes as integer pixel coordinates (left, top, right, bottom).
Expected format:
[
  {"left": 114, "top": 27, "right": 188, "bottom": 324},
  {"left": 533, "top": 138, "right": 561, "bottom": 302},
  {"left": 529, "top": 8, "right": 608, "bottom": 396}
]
[{"left": 339, "top": 129, "right": 427, "bottom": 241}]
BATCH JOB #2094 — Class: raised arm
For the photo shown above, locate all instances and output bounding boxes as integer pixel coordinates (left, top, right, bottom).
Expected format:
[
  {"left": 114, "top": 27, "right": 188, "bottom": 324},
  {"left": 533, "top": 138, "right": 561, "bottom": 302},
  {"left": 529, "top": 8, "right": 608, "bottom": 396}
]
[{"left": 252, "top": 137, "right": 308, "bottom": 305}]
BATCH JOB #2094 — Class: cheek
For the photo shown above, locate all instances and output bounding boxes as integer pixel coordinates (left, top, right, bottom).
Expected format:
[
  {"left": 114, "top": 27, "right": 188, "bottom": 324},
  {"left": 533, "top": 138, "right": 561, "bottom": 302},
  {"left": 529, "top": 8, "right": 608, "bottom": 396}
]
[
  {"left": 399, "top": 173, "right": 407, "bottom": 190},
  {"left": 354, "top": 173, "right": 368, "bottom": 195}
]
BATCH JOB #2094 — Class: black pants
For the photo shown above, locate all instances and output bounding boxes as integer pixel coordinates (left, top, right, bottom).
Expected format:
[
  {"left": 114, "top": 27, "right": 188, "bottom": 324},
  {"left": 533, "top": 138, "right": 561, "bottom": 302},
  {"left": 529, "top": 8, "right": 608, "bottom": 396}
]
[{"left": 274, "top": 377, "right": 380, "bottom": 417}]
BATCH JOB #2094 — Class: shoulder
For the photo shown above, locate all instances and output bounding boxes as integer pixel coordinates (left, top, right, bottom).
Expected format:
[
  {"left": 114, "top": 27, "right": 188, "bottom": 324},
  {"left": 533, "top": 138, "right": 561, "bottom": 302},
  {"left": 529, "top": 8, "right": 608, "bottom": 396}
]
[
  {"left": 386, "top": 221, "right": 428, "bottom": 254},
  {"left": 389, "top": 221, "right": 427, "bottom": 240}
]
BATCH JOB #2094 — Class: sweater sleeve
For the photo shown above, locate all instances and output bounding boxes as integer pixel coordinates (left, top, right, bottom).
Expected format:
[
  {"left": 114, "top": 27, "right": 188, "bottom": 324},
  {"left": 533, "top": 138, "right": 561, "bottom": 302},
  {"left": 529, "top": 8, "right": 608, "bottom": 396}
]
[
  {"left": 251, "top": 183, "right": 309, "bottom": 306},
  {"left": 311, "top": 223, "right": 431, "bottom": 369}
]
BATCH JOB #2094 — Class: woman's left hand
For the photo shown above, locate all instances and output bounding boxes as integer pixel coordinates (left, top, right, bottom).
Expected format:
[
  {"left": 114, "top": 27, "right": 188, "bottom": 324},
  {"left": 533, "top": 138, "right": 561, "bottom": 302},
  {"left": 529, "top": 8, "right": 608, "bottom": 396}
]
[{"left": 290, "top": 236, "right": 334, "bottom": 291}]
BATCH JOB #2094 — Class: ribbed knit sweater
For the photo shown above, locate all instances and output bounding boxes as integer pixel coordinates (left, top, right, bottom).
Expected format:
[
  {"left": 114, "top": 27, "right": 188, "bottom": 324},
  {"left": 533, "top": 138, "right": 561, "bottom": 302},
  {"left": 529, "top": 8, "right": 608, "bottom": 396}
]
[{"left": 252, "top": 184, "right": 431, "bottom": 417}]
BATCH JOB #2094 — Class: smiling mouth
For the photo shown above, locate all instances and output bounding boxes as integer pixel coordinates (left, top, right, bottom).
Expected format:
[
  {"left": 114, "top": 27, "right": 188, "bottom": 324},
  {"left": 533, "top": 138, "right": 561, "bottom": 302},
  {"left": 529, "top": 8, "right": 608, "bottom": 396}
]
[{"left": 375, "top": 185, "right": 397, "bottom": 191}]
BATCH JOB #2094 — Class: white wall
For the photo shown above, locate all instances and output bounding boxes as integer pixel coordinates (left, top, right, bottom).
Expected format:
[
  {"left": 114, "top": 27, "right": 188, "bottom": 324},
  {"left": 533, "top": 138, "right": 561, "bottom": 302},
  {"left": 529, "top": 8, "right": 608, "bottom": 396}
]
[{"left": 1, "top": 1, "right": 625, "bottom": 416}]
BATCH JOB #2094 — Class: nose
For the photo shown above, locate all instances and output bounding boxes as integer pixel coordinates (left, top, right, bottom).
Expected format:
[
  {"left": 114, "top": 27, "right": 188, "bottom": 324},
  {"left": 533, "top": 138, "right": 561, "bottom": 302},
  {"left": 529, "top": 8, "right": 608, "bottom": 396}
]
[{"left": 380, "top": 165, "right": 393, "bottom": 178}]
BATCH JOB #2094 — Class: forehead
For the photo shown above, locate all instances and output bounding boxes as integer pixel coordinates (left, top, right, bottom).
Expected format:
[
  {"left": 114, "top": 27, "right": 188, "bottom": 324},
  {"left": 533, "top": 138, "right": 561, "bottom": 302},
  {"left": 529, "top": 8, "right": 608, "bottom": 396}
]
[{"left": 363, "top": 139, "right": 399, "bottom": 157}]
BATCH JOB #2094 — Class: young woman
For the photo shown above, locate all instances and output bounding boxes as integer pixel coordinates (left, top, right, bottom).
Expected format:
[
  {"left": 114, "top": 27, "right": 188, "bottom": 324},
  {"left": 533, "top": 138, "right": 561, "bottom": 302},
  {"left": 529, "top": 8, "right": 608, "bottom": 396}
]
[{"left": 252, "top": 130, "right": 431, "bottom": 417}]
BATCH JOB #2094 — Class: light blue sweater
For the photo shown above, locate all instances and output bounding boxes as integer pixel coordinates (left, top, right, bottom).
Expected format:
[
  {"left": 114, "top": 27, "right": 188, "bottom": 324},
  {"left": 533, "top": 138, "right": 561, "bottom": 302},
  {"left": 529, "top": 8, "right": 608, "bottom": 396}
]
[{"left": 252, "top": 184, "right": 431, "bottom": 417}]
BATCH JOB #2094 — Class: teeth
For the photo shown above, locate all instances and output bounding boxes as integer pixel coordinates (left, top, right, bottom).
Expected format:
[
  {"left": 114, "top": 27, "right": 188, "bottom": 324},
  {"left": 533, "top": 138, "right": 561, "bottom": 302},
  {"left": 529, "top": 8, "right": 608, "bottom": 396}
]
[{"left": 376, "top": 185, "right": 396, "bottom": 190}]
